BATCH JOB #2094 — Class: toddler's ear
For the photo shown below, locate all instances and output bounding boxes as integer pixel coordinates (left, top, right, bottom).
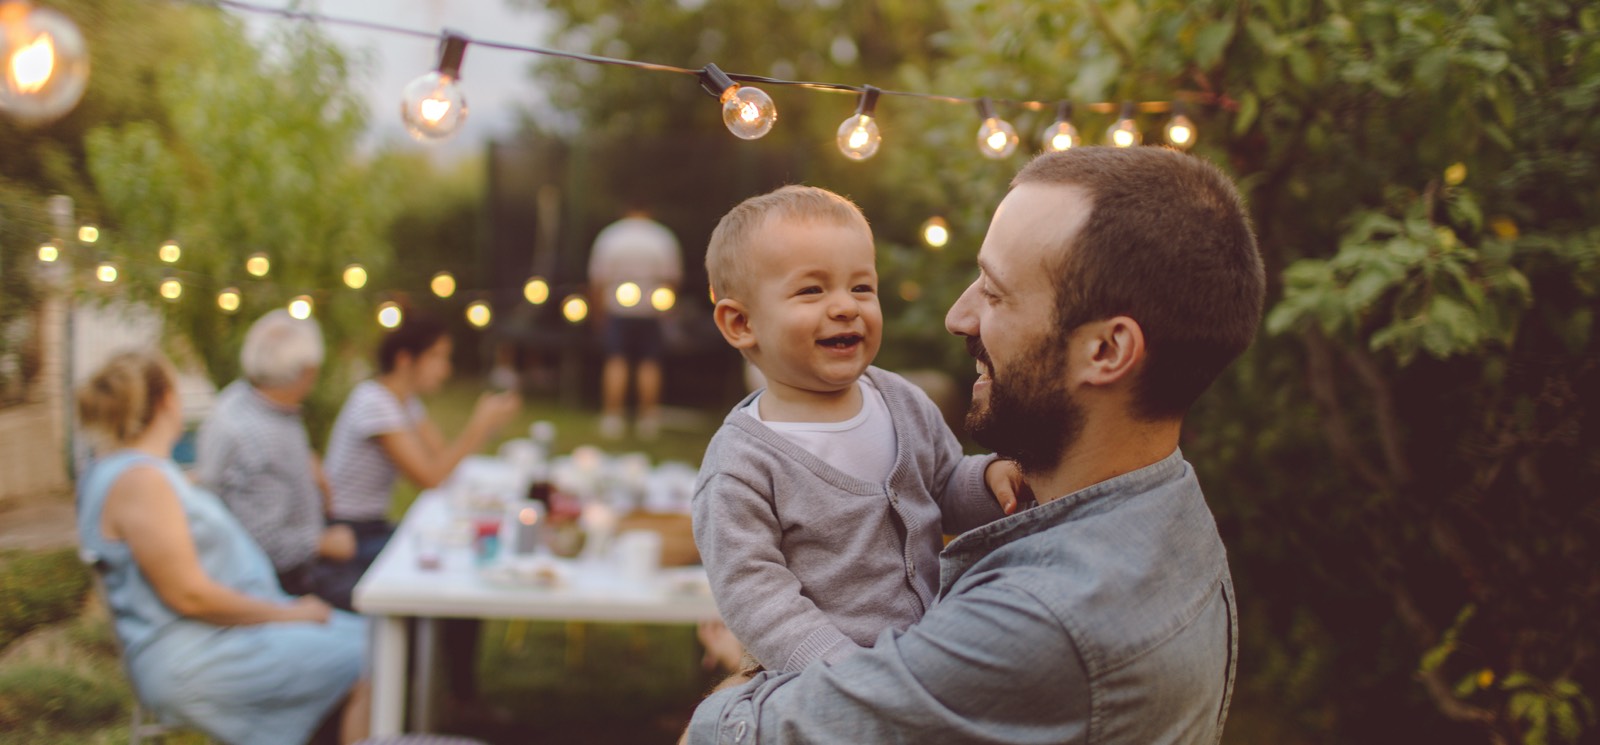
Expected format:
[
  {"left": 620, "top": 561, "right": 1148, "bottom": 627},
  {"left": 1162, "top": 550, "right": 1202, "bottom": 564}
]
[{"left": 713, "top": 299, "right": 757, "bottom": 350}]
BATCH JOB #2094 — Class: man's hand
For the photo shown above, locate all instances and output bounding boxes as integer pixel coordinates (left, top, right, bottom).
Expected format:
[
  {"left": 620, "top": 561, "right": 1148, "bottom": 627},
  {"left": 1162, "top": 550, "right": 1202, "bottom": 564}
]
[
  {"left": 697, "top": 619, "right": 746, "bottom": 674},
  {"left": 984, "top": 458, "right": 1032, "bottom": 515},
  {"left": 318, "top": 523, "right": 357, "bottom": 562}
]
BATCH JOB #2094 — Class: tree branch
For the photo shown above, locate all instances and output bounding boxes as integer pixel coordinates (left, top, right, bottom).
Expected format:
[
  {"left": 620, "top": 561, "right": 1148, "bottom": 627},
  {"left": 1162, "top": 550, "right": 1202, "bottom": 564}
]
[
  {"left": 1341, "top": 343, "right": 1413, "bottom": 486},
  {"left": 1304, "top": 331, "right": 1391, "bottom": 491}
]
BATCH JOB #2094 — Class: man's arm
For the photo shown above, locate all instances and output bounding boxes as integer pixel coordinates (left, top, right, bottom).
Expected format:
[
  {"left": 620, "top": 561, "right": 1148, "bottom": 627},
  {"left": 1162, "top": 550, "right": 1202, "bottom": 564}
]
[
  {"left": 685, "top": 578, "right": 1088, "bottom": 744},
  {"left": 693, "top": 473, "right": 866, "bottom": 672},
  {"left": 209, "top": 432, "right": 318, "bottom": 572}
]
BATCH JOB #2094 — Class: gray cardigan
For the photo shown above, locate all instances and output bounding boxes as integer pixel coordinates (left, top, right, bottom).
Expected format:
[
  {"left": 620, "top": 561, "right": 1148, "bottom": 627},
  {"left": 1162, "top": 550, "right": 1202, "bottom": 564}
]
[{"left": 691, "top": 367, "right": 1005, "bottom": 672}]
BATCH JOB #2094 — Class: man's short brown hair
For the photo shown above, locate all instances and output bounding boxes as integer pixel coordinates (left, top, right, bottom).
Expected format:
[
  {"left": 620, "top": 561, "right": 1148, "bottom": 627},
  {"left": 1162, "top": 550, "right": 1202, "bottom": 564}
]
[
  {"left": 1013, "top": 147, "right": 1265, "bottom": 420},
  {"left": 705, "top": 185, "right": 872, "bottom": 302}
]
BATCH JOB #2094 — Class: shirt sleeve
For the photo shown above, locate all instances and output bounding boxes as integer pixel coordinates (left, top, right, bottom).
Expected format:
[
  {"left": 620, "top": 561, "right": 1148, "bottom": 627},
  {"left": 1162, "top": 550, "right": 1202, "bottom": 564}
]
[
  {"left": 206, "top": 426, "right": 319, "bottom": 572},
  {"left": 901, "top": 378, "right": 1007, "bottom": 534},
  {"left": 692, "top": 472, "right": 866, "bottom": 672},
  {"left": 685, "top": 578, "right": 1089, "bottom": 744},
  {"left": 352, "top": 385, "right": 412, "bottom": 439}
]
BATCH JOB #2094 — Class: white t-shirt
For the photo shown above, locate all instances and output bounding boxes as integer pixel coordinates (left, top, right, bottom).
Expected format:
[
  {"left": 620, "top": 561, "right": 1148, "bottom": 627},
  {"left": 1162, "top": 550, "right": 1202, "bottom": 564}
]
[
  {"left": 746, "top": 378, "right": 897, "bottom": 485},
  {"left": 588, "top": 217, "right": 682, "bottom": 318},
  {"left": 325, "top": 380, "right": 426, "bottom": 522}
]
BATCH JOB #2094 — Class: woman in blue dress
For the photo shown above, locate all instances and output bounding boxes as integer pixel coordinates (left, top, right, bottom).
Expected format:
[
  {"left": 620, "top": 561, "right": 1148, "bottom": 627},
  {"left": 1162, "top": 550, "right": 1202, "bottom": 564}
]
[{"left": 76, "top": 350, "right": 369, "bottom": 745}]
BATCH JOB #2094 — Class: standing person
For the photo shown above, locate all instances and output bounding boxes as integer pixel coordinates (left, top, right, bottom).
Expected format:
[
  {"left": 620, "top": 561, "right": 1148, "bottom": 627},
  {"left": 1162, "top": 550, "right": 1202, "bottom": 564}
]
[
  {"left": 322, "top": 312, "right": 520, "bottom": 718},
  {"left": 685, "top": 146, "right": 1265, "bottom": 743},
  {"left": 196, "top": 310, "right": 359, "bottom": 609},
  {"left": 587, "top": 211, "right": 682, "bottom": 440},
  {"left": 75, "top": 351, "right": 369, "bottom": 745},
  {"left": 693, "top": 185, "right": 1026, "bottom": 674}
]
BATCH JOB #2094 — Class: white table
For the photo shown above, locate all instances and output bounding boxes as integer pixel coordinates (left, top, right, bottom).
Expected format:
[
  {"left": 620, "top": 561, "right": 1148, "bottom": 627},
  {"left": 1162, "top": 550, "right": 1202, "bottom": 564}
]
[{"left": 352, "top": 491, "right": 720, "bottom": 736}]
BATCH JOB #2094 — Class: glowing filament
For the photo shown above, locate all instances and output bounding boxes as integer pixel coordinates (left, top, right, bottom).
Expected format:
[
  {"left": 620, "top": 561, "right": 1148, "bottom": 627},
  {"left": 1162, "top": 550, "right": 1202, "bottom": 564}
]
[{"left": 9, "top": 33, "right": 53, "bottom": 94}]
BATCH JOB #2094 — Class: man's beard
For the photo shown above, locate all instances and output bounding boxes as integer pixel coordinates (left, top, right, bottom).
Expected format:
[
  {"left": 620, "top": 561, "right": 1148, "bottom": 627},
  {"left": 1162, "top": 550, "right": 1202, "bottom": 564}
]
[{"left": 965, "top": 334, "right": 1083, "bottom": 477}]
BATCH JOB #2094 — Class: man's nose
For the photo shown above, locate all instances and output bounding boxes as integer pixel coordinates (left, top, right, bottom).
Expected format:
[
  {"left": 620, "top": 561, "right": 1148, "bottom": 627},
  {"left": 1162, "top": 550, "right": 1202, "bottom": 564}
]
[{"left": 946, "top": 281, "right": 979, "bottom": 336}]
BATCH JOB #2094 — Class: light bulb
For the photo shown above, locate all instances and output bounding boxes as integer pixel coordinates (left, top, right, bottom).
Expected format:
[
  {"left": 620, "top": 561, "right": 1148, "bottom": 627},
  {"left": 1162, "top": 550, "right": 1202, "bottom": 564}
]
[
  {"left": 615, "top": 281, "right": 642, "bottom": 308},
  {"left": 377, "top": 301, "right": 403, "bottom": 329},
  {"left": 400, "top": 71, "right": 467, "bottom": 141},
  {"left": 159, "top": 277, "right": 181, "bottom": 301},
  {"left": 562, "top": 295, "right": 589, "bottom": 323},
  {"left": 36, "top": 241, "right": 57, "bottom": 262},
  {"left": 899, "top": 280, "right": 922, "bottom": 302},
  {"left": 1040, "top": 101, "right": 1080, "bottom": 153},
  {"left": 95, "top": 261, "right": 116, "bottom": 283},
  {"left": 523, "top": 277, "right": 549, "bottom": 305},
  {"left": 217, "top": 287, "right": 241, "bottom": 313},
  {"left": 977, "top": 117, "right": 1019, "bottom": 159},
  {"left": 720, "top": 85, "right": 776, "bottom": 140},
  {"left": 650, "top": 287, "right": 676, "bottom": 312},
  {"left": 430, "top": 271, "right": 456, "bottom": 298},
  {"left": 921, "top": 217, "right": 949, "bottom": 249},
  {"left": 343, "top": 263, "right": 367, "bottom": 289},
  {"left": 158, "top": 240, "right": 180, "bottom": 263},
  {"left": 77, "top": 224, "right": 97, "bottom": 243},
  {"left": 288, "top": 295, "right": 313, "bottom": 320},
  {"left": 1107, "top": 102, "right": 1141, "bottom": 148},
  {"left": 466, "top": 300, "right": 491, "bottom": 328},
  {"left": 245, "top": 253, "right": 270, "bottom": 277},
  {"left": 0, "top": 2, "right": 89, "bottom": 126},
  {"left": 836, "top": 114, "right": 881, "bottom": 160},
  {"left": 1163, "top": 111, "right": 1196, "bottom": 150}
]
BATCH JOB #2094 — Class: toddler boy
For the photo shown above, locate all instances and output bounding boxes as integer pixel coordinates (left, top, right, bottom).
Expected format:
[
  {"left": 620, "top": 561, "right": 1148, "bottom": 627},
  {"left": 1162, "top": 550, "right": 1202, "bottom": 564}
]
[{"left": 692, "top": 185, "right": 1024, "bottom": 673}]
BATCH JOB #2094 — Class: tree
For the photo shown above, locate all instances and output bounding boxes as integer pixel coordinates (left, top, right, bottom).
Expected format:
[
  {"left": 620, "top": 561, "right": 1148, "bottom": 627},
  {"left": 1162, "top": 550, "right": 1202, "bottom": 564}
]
[{"left": 526, "top": 0, "right": 1599, "bottom": 741}]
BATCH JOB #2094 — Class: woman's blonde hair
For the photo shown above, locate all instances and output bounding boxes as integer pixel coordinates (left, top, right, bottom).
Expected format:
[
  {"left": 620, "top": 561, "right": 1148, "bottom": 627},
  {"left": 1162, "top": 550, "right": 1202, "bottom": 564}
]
[{"left": 77, "top": 350, "right": 177, "bottom": 447}]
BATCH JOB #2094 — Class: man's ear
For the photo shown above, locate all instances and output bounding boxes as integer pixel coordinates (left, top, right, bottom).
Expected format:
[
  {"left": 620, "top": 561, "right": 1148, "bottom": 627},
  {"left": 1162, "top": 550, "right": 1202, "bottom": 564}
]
[
  {"left": 713, "top": 299, "right": 757, "bottom": 351},
  {"left": 1076, "top": 315, "right": 1145, "bottom": 387}
]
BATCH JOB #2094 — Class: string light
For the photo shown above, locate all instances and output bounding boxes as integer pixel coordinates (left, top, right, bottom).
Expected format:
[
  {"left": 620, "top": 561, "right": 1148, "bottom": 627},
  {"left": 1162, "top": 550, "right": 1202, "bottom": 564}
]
[
  {"left": 465, "top": 300, "right": 491, "bottom": 327},
  {"left": 1041, "top": 101, "right": 1081, "bottom": 152},
  {"left": 430, "top": 271, "right": 456, "bottom": 298},
  {"left": 1107, "top": 101, "right": 1141, "bottom": 148},
  {"left": 158, "top": 240, "right": 181, "bottom": 263},
  {"left": 523, "top": 277, "right": 549, "bottom": 305},
  {"left": 836, "top": 85, "right": 881, "bottom": 161},
  {"left": 159, "top": 277, "right": 182, "bottom": 300},
  {"left": 615, "top": 281, "right": 642, "bottom": 308},
  {"left": 561, "top": 294, "right": 589, "bottom": 323},
  {"left": 0, "top": 1, "right": 89, "bottom": 126},
  {"left": 921, "top": 217, "right": 950, "bottom": 249},
  {"left": 701, "top": 63, "right": 776, "bottom": 140},
  {"left": 287, "top": 294, "right": 313, "bottom": 319},
  {"left": 1163, "top": 102, "right": 1195, "bottom": 150},
  {"left": 400, "top": 31, "right": 469, "bottom": 141},
  {"left": 245, "top": 252, "right": 270, "bottom": 277},
  {"left": 377, "top": 301, "right": 403, "bottom": 328},
  {"left": 974, "top": 98, "right": 1018, "bottom": 159},
  {"left": 650, "top": 287, "right": 675, "bottom": 312},
  {"left": 217, "top": 287, "right": 241, "bottom": 313},
  {"left": 36, "top": 240, "right": 57, "bottom": 262},
  {"left": 342, "top": 263, "right": 368, "bottom": 289},
  {"left": 77, "top": 223, "right": 98, "bottom": 243},
  {"left": 95, "top": 260, "right": 117, "bottom": 284}
]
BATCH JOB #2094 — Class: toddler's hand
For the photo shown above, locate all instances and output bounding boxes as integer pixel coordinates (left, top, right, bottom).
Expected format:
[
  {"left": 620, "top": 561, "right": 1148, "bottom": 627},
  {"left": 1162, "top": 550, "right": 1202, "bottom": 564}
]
[{"left": 984, "top": 458, "right": 1032, "bottom": 515}]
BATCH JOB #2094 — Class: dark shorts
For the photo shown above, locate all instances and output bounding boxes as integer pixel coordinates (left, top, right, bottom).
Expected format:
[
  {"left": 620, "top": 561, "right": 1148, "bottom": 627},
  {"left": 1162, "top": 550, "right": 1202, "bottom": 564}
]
[{"left": 603, "top": 316, "right": 665, "bottom": 362}]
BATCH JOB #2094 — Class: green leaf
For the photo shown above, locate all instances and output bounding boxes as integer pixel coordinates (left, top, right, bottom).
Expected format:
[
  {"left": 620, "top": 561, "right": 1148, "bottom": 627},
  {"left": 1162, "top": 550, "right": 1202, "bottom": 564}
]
[
  {"left": 1416, "top": 48, "right": 1451, "bottom": 91},
  {"left": 1234, "top": 91, "right": 1260, "bottom": 135},
  {"left": 1195, "top": 21, "right": 1234, "bottom": 68}
]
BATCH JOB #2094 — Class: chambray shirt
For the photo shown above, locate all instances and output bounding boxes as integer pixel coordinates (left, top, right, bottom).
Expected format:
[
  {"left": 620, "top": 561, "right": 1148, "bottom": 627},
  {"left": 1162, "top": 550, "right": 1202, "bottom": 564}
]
[{"left": 687, "top": 448, "right": 1237, "bottom": 745}]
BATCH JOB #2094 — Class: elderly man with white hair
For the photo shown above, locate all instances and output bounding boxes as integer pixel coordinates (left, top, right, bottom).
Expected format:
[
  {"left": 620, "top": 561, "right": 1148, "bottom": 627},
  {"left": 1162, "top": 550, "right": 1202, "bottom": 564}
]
[{"left": 196, "top": 310, "right": 358, "bottom": 608}]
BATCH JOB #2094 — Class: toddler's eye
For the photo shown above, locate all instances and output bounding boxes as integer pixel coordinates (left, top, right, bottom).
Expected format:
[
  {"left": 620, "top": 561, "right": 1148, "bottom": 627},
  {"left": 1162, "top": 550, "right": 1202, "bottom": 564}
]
[
  {"left": 796, "top": 286, "right": 822, "bottom": 296},
  {"left": 852, "top": 284, "right": 876, "bottom": 294}
]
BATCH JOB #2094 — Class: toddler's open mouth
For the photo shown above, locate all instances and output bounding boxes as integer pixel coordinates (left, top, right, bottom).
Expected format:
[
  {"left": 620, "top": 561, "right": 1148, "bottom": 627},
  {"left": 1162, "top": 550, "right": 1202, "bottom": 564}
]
[{"left": 817, "top": 334, "right": 863, "bottom": 350}]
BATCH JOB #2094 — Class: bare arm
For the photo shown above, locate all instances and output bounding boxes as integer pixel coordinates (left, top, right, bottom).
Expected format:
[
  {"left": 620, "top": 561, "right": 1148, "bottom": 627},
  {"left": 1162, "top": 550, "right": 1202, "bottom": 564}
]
[
  {"left": 376, "top": 391, "right": 520, "bottom": 489},
  {"left": 104, "top": 465, "right": 329, "bottom": 626}
]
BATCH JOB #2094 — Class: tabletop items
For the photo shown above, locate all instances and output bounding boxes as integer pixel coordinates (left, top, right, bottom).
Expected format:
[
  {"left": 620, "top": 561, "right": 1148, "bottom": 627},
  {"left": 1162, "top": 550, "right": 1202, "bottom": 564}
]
[{"left": 431, "top": 421, "right": 699, "bottom": 584}]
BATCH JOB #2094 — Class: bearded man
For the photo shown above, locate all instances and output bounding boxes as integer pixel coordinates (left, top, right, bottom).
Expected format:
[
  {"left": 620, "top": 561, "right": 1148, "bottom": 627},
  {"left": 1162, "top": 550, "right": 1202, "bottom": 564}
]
[{"left": 685, "top": 145, "right": 1265, "bottom": 745}]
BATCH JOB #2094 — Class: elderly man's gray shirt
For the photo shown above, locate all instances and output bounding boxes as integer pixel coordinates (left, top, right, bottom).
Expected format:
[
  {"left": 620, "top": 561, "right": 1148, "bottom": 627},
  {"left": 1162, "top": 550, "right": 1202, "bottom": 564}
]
[
  {"left": 195, "top": 380, "right": 323, "bottom": 573},
  {"left": 688, "top": 448, "right": 1237, "bottom": 744}
]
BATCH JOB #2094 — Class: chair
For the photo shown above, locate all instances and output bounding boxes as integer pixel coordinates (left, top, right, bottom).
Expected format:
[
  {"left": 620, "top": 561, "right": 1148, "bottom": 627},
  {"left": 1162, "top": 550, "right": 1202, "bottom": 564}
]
[
  {"left": 80, "top": 548, "right": 210, "bottom": 745},
  {"left": 355, "top": 737, "right": 489, "bottom": 745}
]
